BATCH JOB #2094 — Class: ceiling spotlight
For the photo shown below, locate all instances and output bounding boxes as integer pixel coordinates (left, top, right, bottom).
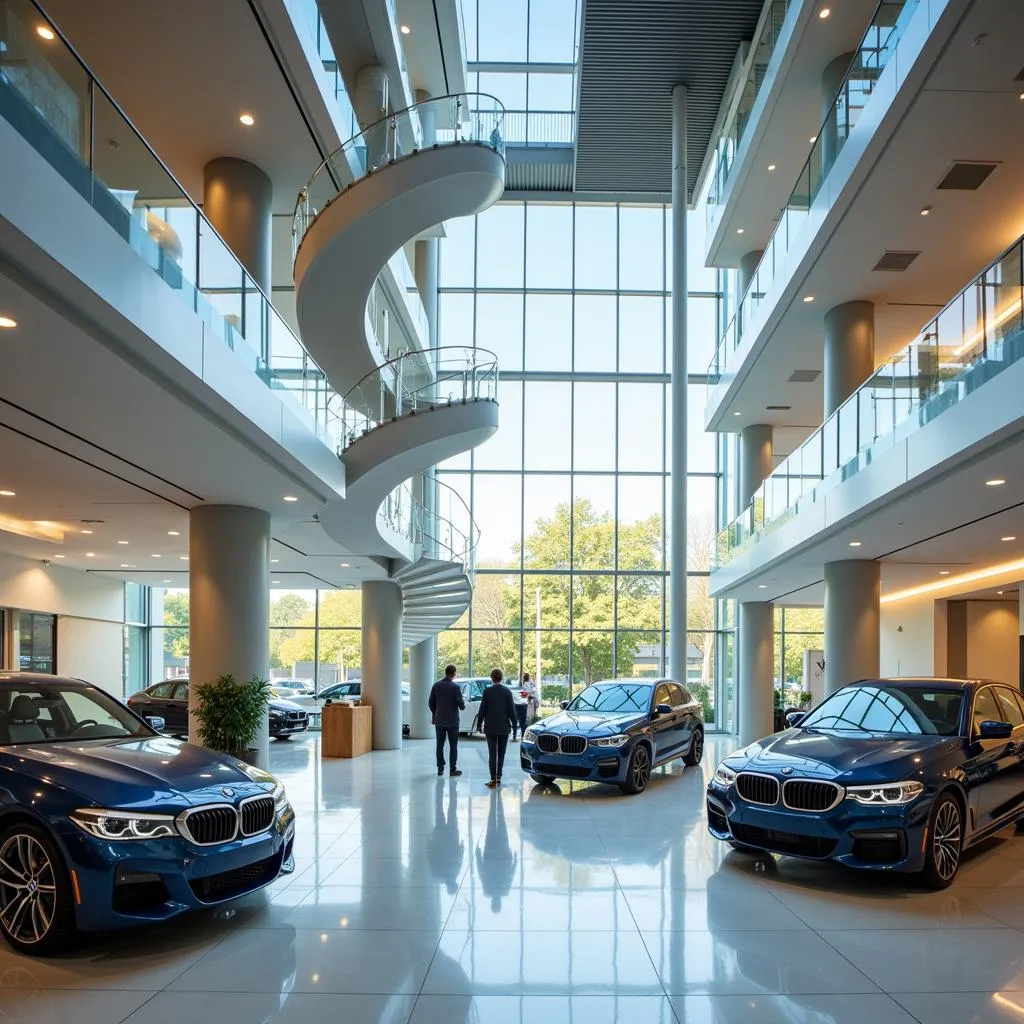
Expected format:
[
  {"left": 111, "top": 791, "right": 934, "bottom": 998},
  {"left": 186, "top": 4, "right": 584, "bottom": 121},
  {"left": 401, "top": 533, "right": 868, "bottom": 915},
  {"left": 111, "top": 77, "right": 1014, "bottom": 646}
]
[
  {"left": 733, "top": 411, "right": 742, "bottom": 417},
  {"left": 809, "top": 135, "right": 817, "bottom": 144},
  {"left": 1002, "top": 536, "right": 1017, "bottom": 542},
  {"left": 400, "top": 24, "right": 411, "bottom": 34},
  {"left": 168, "top": 530, "right": 180, "bottom": 536},
  {"left": 118, "top": 540, "right": 128, "bottom": 545},
  {"left": 818, "top": 7, "right": 830, "bottom": 18},
  {"left": 162, "top": 579, "right": 172, "bottom": 584},
  {"left": 152, "top": 553, "right": 161, "bottom": 558},
  {"left": 997, "top": 590, "right": 1005, "bottom": 595},
  {"left": 986, "top": 478, "right": 1006, "bottom": 486},
  {"left": 737, "top": 228, "right": 745, "bottom": 235},
  {"left": 85, "top": 552, "right": 95, "bottom": 558},
  {"left": 849, "top": 540, "right": 862, "bottom": 547},
  {"left": 179, "top": 555, "right": 189, "bottom": 560},
  {"left": 803, "top": 295, "right": 815, "bottom": 303},
  {"left": 239, "top": 112, "right": 255, "bottom": 126},
  {"left": 1020, "top": 92, "right": 1024, "bottom": 101},
  {"left": 767, "top": 163, "right": 776, "bottom": 172},
  {"left": 757, "top": 584, "right": 767, "bottom": 589},
  {"left": 0, "top": 490, "right": 14, "bottom": 497},
  {"left": 54, "top": 554, "right": 65, "bottom": 559},
  {"left": 120, "top": 563, "right": 135, "bottom": 568},
  {"left": 340, "top": 562, "right": 350, "bottom": 567},
  {"left": 939, "top": 570, "right": 950, "bottom": 575},
  {"left": 272, "top": 580, "right": 280, "bottom": 585},
  {"left": 283, "top": 495, "right": 299, "bottom": 503},
  {"left": 0, "top": 316, "right": 17, "bottom": 329},
  {"left": 271, "top": 558, "right": 280, "bottom": 564},
  {"left": 920, "top": 206, "right": 932, "bottom": 216},
  {"left": 81, "top": 529, "right": 93, "bottom": 534},
  {"left": 36, "top": 25, "right": 55, "bottom": 40}
]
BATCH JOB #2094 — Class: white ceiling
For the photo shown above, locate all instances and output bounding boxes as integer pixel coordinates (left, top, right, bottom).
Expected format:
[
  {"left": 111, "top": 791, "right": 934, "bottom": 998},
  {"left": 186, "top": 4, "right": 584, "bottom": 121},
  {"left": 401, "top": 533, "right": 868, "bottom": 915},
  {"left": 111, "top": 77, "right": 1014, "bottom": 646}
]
[{"left": 712, "top": 0, "right": 1024, "bottom": 432}]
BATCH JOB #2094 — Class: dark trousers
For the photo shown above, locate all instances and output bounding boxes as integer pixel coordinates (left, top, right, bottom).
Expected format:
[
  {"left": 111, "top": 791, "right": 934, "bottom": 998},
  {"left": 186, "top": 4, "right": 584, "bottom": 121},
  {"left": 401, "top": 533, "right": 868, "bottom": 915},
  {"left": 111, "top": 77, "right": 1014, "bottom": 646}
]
[
  {"left": 486, "top": 733, "right": 509, "bottom": 780},
  {"left": 435, "top": 724, "right": 459, "bottom": 771},
  {"left": 515, "top": 703, "right": 527, "bottom": 736}
]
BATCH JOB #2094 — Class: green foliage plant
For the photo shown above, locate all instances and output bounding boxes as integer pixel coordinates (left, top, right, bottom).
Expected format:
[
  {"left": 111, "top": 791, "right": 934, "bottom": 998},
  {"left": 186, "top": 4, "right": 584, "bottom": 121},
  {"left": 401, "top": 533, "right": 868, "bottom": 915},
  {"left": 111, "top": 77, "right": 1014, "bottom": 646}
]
[{"left": 192, "top": 674, "right": 270, "bottom": 756}]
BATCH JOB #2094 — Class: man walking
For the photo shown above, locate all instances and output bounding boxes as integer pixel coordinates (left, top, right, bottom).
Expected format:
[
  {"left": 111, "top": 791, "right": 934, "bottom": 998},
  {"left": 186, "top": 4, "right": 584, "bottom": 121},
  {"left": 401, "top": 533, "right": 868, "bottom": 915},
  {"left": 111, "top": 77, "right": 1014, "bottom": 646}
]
[
  {"left": 429, "top": 664, "right": 465, "bottom": 777},
  {"left": 476, "top": 668, "right": 518, "bottom": 788}
]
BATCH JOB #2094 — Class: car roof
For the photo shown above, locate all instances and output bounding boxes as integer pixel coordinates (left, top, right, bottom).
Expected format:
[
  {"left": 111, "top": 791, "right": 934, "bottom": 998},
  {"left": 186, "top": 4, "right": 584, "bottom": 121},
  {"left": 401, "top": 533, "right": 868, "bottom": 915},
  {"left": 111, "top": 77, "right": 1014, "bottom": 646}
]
[
  {"left": 847, "top": 677, "right": 979, "bottom": 689},
  {"left": 0, "top": 672, "right": 91, "bottom": 687}
]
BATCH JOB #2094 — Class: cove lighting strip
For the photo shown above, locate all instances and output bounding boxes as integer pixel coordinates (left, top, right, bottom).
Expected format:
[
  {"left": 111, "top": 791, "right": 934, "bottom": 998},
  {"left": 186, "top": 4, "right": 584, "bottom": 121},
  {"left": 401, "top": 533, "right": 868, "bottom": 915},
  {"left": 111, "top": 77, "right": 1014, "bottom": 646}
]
[
  {"left": 881, "top": 557, "right": 1024, "bottom": 604},
  {"left": 0, "top": 516, "right": 64, "bottom": 543}
]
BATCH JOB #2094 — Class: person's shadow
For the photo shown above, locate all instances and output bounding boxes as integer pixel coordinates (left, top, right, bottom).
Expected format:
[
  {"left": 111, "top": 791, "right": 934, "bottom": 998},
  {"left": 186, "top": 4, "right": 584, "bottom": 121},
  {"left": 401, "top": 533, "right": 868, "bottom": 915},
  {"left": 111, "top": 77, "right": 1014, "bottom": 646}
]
[
  {"left": 475, "top": 788, "right": 517, "bottom": 912},
  {"left": 427, "top": 778, "right": 464, "bottom": 894}
]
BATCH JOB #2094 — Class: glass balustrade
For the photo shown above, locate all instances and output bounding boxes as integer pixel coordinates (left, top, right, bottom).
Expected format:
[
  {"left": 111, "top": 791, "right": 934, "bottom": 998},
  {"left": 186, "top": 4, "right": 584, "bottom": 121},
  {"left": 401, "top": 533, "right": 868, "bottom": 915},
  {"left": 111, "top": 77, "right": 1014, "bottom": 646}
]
[
  {"left": 715, "top": 235, "right": 1024, "bottom": 567},
  {"left": 708, "top": 0, "right": 918, "bottom": 384},
  {"left": 384, "top": 478, "right": 480, "bottom": 576}
]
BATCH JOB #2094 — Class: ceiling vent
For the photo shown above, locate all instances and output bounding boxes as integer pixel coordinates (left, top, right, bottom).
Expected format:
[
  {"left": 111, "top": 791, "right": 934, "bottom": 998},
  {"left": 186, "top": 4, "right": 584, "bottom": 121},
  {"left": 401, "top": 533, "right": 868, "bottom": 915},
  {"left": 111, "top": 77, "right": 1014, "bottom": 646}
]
[
  {"left": 936, "top": 162, "right": 998, "bottom": 190},
  {"left": 787, "top": 369, "right": 820, "bottom": 383},
  {"left": 873, "top": 250, "right": 920, "bottom": 272},
  {"left": 766, "top": 404, "right": 792, "bottom": 410}
]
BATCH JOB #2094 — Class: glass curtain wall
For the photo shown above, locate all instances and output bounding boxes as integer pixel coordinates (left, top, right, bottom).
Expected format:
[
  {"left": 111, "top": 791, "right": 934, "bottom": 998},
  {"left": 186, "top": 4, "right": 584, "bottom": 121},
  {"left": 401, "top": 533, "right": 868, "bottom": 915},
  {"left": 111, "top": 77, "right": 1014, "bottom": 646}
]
[{"left": 436, "top": 200, "right": 728, "bottom": 727}]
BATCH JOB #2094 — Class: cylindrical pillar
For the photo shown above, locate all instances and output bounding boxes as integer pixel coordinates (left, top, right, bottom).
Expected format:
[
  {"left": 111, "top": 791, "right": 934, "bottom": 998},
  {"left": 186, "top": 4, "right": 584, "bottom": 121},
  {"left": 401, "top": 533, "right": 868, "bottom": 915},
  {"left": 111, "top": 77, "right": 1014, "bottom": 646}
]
[
  {"left": 824, "top": 300, "right": 874, "bottom": 417},
  {"left": 202, "top": 158, "right": 273, "bottom": 294},
  {"left": 669, "top": 83, "right": 689, "bottom": 682},
  {"left": 362, "top": 580, "right": 404, "bottom": 749},
  {"left": 739, "top": 602, "right": 774, "bottom": 745},
  {"left": 408, "top": 637, "right": 436, "bottom": 740},
  {"left": 355, "top": 65, "right": 389, "bottom": 126},
  {"left": 739, "top": 424, "right": 773, "bottom": 509},
  {"left": 821, "top": 52, "right": 856, "bottom": 176},
  {"left": 188, "top": 505, "right": 271, "bottom": 764},
  {"left": 738, "top": 249, "right": 764, "bottom": 296},
  {"left": 824, "top": 560, "right": 880, "bottom": 694},
  {"left": 415, "top": 87, "right": 437, "bottom": 148}
]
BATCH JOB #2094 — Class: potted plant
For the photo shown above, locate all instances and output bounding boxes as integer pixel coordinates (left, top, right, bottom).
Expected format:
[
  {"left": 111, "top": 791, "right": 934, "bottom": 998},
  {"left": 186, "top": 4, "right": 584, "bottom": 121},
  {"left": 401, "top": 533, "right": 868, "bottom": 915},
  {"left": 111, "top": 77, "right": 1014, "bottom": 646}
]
[{"left": 192, "top": 674, "right": 270, "bottom": 764}]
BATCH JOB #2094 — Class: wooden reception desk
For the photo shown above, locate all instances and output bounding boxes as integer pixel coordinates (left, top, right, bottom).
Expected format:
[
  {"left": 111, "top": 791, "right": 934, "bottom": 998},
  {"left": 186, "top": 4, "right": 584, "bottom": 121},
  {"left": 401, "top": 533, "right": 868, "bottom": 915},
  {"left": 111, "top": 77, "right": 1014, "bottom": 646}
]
[{"left": 321, "top": 702, "right": 372, "bottom": 758}]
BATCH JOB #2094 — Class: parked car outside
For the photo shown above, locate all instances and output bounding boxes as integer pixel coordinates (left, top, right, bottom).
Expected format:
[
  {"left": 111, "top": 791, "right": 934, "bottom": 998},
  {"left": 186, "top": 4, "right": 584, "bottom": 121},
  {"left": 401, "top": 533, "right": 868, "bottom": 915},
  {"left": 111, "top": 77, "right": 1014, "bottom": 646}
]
[
  {"left": 127, "top": 679, "right": 309, "bottom": 740},
  {"left": 520, "top": 678, "right": 704, "bottom": 794},
  {"left": 0, "top": 673, "right": 295, "bottom": 955},
  {"left": 268, "top": 679, "right": 314, "bottom": 698},
  {"left": 315, "top": 680, "right": 411, "bottom": 733},
  {"left": 707, "top": 677, "right": 1024, "bottom": 887}
]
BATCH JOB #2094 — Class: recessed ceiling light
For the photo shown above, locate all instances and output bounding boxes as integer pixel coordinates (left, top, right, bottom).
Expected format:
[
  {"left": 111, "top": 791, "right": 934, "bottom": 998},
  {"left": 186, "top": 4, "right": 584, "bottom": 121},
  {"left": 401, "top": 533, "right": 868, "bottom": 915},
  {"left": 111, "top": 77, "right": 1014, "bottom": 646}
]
[
  {"left": 767, "top": 164, "right": 776, "bottom": 172},
  {"left": 1002, "top": 536, "right": 1016, "bottom": 542},
  {"left": 818, "top": 7, "right": 830, "bottom": 18},
  {"left": 54, "top": 554, "right": 65, "bottom": 559},
  {"left": 118, "top": 540, "right": 128, "bottom": 545},
  {"left": 0, "top": 316, "right": 17, "bottom": 329},
  {"left": 120, "top": 563, "right": 135, "bottom": 568},
  {"left": 239, "top": 112, "right": 255, "bottom": 126},
  {"left": 737, "top": 228, "right": 745, "bottom": 235},
  {"left": 986, "top": 478, "right": 1006, "bottom": 486},
  {"left": 168, "top": 530, "right": 180, "bottom": 536},
  {"left": 849, "top": 540, "right": 862, "bottom": 547},
  {"left": 179, "top": 555, "right": 189, "bottom": 561},
  {"left": 85, "top": 552, "right": 95, "bottom": 558},
  {"left": 283, "top": 495, "right": 299, "bottom": 502},
  {"left": 400, "top": 24, "right": 411, "bottom": 34},
  {"left": 81, "top": 529, "right": 93, "bottom": 534},
  {"left": 36, "top": 25, "right": 55, "bottom": 40},
  {"left": 162, "top": 579, "right": 172, "bottom": 584},
  {"left": 0, "top": 490, "right": 14, "bottom": 497},
  {"left": 803, "top": 295, "right": 814, "bottom": 303},
  {"left": 997, "top": 590, "right": 1005, "bottom": 595},
  {"left": 920, "top": 206, "right": 931, "bottom": 216},
  {"left": 733, "top": 411, "right": 742, "bottom": 417},
  {"left": 809, "top": 135, "right": 817, "bottom": 144},
  {"left": 340, "top": 562, "right": 350, "bottom": 567},
  {"left": 938, "top": 570, "right": 950, "bottom": 575},
  {"left": 272, "top": 580, "right": 280, "bottom": 585},
  {"left": 152, "top": 553, "right": 161, "bottom": 558},
  {"left": 758, "top": 584, "right": 767, "bottom": 589},
  {"left": 1019, "top": 92, "right": 1024, "bottom": 101},
  {"left": 271, "top": 558, "right": 280, "bottom": 564}
]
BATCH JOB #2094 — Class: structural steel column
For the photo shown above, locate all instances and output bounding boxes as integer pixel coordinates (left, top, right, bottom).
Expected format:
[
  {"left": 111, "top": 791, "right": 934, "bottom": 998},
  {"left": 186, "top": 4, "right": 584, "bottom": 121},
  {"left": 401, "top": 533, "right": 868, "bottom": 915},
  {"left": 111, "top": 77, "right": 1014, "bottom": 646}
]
[
  {"left": 362, "top": 580, "right": 404, "bottom": 750},
  {"left": 739, "top": 424, "right": 773, "bottom": 509},
  {"left": 188, "top": 505, "right": 271, "bottom": 765},
  {"left": 824, "top": 560, "right": 880, "bottom": 694},
  {"left": 669, "top": 83, "right": 689, "bottom": 682},
  {"left": 202, "top": 157, "right": 273, "bottom": 293},
  {"left": 739, "top": 601, "right": 774, "bottom": 745},
  {"left": 824, "top": 300, "right": 874, "bottom": 418}
]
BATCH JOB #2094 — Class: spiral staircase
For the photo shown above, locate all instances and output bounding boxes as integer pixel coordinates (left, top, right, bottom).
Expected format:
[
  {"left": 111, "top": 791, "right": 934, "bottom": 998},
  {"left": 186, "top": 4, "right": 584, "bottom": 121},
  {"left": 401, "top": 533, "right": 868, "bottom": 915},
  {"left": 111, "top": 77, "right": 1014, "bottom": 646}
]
[{"left": 292, "top": 94, "right": 506, "bottom": 644}]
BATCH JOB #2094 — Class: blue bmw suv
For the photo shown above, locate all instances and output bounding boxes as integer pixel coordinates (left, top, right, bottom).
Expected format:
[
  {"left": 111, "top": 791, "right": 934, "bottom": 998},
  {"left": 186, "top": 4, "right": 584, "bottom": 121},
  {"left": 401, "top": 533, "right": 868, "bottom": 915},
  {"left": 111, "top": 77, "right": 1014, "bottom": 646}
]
[
  {"left": 520, "top": 678, "right": 704, "bottom": 794},
  {"left": 0, "top": 673, "right": 295, "bottom": 955}
]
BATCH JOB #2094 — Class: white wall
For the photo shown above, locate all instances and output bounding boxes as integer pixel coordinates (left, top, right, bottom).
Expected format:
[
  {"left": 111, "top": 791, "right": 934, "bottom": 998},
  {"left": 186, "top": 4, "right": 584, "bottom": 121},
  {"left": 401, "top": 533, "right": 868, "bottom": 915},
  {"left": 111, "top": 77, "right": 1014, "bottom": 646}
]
[
  {"left": 966, "top": 601, "right": 1020, "bottom": 684},
  {"left": 57, "top": 618, "right": 125, "bottom": 696},
  {"left": 880, "top": 594, "right": 946, "bottom": 677}
]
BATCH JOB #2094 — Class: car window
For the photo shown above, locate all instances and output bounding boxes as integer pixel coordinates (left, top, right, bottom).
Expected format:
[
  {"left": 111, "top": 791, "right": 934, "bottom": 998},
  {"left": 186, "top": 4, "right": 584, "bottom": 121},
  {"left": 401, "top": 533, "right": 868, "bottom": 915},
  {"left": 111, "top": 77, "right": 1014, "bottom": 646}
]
[
  {"left": 995, "top": 687, "right": 1024, "bottom": 728},
  {"left": 800, "top": 684, "right": 961, "bottom": 735},
  {"left": 653, "top": 683, "right": 672, "bottom": 708},
  {"left": 171, "top": 683, "right": 189, "bottom": 700},
  {"left": 667, "top": 684, "right": 688, "bottom": 708},
  {"left": 0, "top": 683, "right": 151, "bottom": 744},
  {"left": 569, "top": 682, "right": 653, "bottom": 714},
  {"left": 149, "top": 682, "right": 174, "bottom": 698},
  {"left": 972, "top": 688, "right": 1002, "bottom": 734}
]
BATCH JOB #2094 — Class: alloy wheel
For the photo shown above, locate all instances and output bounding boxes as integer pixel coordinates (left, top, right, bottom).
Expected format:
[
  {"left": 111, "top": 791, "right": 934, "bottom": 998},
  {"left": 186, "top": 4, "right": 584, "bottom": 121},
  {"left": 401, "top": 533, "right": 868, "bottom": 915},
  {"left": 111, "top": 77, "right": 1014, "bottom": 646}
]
[
  {"left": 932, "top": 799, "right": 962, "bottom": 881},
  {"left": 692, "top": 731, "right": 703, "bottom": 760},
  {"left": 632, "top": 746, "right": 651, "bottom": 790},
  {"left": 0, "top": 833, "right": 57, "bottom": 946}
]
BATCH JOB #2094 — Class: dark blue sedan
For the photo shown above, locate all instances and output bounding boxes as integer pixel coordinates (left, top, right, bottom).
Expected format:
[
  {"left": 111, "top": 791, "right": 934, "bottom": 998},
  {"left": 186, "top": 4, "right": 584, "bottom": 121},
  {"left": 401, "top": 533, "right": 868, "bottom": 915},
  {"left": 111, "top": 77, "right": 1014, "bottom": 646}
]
[
  {"left": 520, "top": 678, "right": 704, "bottom": 794},
  {"left": 707, "top": 677, "right": 1024, "bottom": 887},
  {"left": 0, "top": 673, "right": 295, "bottom": 955}
]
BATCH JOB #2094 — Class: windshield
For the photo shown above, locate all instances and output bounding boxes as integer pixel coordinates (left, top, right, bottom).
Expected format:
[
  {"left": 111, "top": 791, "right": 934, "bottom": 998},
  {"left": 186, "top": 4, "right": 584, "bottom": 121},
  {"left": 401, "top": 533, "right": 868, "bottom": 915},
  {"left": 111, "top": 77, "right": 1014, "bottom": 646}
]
[
  {"left": 0, "top": 682, "right": 153, "bottom": 745},
  {"left": 568, "top": 682, "right": 652, "bottom": 715},
  {"left": 799, "top": 684, "right": 963, "bottom": 736}
]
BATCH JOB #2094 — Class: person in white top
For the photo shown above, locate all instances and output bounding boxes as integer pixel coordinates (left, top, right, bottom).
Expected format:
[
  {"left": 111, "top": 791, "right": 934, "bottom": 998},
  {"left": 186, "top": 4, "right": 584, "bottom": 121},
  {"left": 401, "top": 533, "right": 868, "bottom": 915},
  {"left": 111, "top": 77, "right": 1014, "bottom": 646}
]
[{"left": 521, "top": 672, "right": 539, "bottom": 725}]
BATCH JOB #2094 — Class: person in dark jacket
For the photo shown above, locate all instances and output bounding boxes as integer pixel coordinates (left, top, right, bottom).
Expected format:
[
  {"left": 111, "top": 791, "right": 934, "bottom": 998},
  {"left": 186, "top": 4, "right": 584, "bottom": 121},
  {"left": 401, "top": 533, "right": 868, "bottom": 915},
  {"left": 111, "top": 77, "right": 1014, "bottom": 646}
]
[
  {"left": 476, "top": 668, "right": 518, "bottom": 787},
  {"left": 429, "top": 664, "right": 466, "bottom": 777}
]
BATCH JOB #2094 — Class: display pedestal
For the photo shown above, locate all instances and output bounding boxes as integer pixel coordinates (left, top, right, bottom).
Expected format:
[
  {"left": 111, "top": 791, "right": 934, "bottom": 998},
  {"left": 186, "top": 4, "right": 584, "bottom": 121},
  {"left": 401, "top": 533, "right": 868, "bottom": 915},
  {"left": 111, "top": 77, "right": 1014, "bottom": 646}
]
[{"left": 321, "top": 702, "right": 372, "bottom": 758}]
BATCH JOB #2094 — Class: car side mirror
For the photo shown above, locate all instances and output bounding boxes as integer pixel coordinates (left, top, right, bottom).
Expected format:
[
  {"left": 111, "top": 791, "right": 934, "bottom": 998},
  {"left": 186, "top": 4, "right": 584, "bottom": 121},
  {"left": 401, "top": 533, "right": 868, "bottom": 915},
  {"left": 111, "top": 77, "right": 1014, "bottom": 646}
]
[
  {"left": 560, "top": 700, "right": 570, "bottom": 710},
  {"left": 785, "top": 711, "right": 807, "bottom": 728},
  {"left": 978, "top": 720, "right": 1013, "bottom": 740},
  {"left": 145, "top": 715, "right": 165, "bottom": 732},
  {"left": 655, "top": 703, "right": 673, "bottom": 716}
]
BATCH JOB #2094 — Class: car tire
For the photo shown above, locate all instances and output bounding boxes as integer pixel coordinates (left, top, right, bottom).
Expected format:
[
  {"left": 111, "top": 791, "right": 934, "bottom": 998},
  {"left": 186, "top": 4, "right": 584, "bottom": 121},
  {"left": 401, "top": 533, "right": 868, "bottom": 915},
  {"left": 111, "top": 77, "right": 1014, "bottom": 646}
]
[
  {"left": 0, "top": 821, "right": 78, "bottom": 956},
  {"left": 920, "top": 791, "right": 964, "bottom": 889},
  {"left": 530, "top": 773, "right": 556, "bottom": 786},
  {"left": 272, "top": 735, "right": 291, "bottom": 742},
  {"left": 683, "top": 728, "right": 704, "bottom": 766},
  {"left": 619, "top": 744, "right": 652, "bottom": 795}
]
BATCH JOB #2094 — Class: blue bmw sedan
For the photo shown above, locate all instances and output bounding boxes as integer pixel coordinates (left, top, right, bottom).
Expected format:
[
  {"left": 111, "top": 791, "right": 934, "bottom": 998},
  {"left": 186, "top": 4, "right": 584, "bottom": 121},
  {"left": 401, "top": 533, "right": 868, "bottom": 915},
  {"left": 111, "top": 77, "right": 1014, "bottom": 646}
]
[
  {"left": 520, "top": 678, "right": 704, "bottom": 794},
  {"left": 707, "top": 677, "right": 1024, "bottom": 887},
  {"left": 0, "top": 673, "right": 295, "bottom": 955}
]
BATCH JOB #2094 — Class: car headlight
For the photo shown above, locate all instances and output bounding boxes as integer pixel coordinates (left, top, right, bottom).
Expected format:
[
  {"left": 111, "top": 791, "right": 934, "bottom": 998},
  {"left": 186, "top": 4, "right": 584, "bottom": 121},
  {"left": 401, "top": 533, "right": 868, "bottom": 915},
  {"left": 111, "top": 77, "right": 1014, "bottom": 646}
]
[
  {"left": 592, "top": 734, "right": 629, "bottom": 747},
  {"left": 846, "top": 781, "right": 924, "bottom": 805},
  {"left": 269, "top": 708, "right": 286, "bottom": 718},
  {"left": 70, "top": 808, "right": 178, "bottom": 841},
  {"left": 272, "top": 779, "right": 289, "bottom": 813},
  {"left": 714, "top": 763, "right": 738, "bottom": 786},
  {"left": 522, "top": 728, "right": 538, "bottom": 743}
]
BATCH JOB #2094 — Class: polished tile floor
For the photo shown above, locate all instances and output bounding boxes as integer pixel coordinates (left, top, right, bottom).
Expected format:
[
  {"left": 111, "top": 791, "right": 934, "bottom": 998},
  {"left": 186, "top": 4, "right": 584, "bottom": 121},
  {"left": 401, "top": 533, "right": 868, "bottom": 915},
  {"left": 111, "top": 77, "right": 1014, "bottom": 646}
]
[{"left": 6, "top": 735, "right": 1024, "bottom": 1022}]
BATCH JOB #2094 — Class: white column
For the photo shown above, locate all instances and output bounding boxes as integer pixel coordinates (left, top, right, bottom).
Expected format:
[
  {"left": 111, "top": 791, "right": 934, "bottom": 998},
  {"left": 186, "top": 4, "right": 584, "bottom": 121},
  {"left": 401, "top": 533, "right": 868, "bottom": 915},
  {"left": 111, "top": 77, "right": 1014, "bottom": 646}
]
[
  {"left": 824, "top": 560, "right": 880, "bottom": 694},
  {"left": 824, "top": 300, "right": 874, "bottom": 418},
  {"left": 739, "top": 602, "right": 774, "bottom": 745},
  {"left": 408, "top": 638, "right": 436, "bottom": 739},
  {"left": 188, "top": 505, "right": 271, "bottom": 765},
  {"left": 739, "top": 424, "right": 773, "bottom": 509},
  {"left": 669, "top": 83, "right": 689, "bottom": 682},
  {"left": 202, "top": 157, "right": 273, "bottom": 293},
  {"left": 362, "top": 580, "right": 404, "bottom": 749}
]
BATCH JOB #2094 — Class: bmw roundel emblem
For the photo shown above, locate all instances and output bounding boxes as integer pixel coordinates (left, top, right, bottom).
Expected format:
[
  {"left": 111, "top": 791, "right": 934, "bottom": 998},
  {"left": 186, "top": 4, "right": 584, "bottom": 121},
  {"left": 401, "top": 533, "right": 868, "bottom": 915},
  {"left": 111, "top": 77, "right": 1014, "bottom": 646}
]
[
  {"left": 781, "top": 766, "right": 794, "bottom": 775},
  {"left": 221, "top": 787, "right": 235, "bottom": 798}
]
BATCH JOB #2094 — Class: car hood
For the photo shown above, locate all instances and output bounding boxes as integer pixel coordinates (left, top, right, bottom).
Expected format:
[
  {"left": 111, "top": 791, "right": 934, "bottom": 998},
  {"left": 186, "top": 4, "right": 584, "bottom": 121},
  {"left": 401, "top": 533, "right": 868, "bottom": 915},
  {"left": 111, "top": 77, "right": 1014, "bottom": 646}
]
[
  {"left": 732, "top": 729, "right": 959, "bottom": 781},
  {"left": 0, "top": 736, "right": 270, "bottom": 810},
  {"left": 534, "top": 710, "right": 646, "bottom": 738},
  {"left": 270, "top": 697, "right": 303, "bottom": 711}
]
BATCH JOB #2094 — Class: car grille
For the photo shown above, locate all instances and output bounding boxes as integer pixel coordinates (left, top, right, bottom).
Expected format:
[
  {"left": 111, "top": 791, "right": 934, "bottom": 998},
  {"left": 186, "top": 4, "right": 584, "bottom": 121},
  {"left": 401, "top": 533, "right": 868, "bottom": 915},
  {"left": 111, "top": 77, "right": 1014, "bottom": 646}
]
[
  {"left": 735, "top": 773, "right": 780, "bottom": 806},
  {"left": 179, "top": 806, "right": 238, "bottom": 845},
  {"left": 782, "top": 779, "right": 843, "bottom": 812},
  {"left": 560, "top": 735, "right": 587, "bottom": 755},
  {"left": 537, "top": 734, "right": 559, "bottom": 754},
  {"left": 731, "top": 823, "right": 837, "bottom": 859},
  {"left": 287, "top": 711, "right": 306, "bottom": 722},
  {"left": 189, "top": 852, "right": 281, "bottom": 903},
  {"left": 534, "top": 762, "right": 591, "bottom": 779},
  {"left": 535, "top": 734, "right": 588, "bottom": 755},
  {"left": 239, "top": 796, "right": 275, "bottom": 837}
]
